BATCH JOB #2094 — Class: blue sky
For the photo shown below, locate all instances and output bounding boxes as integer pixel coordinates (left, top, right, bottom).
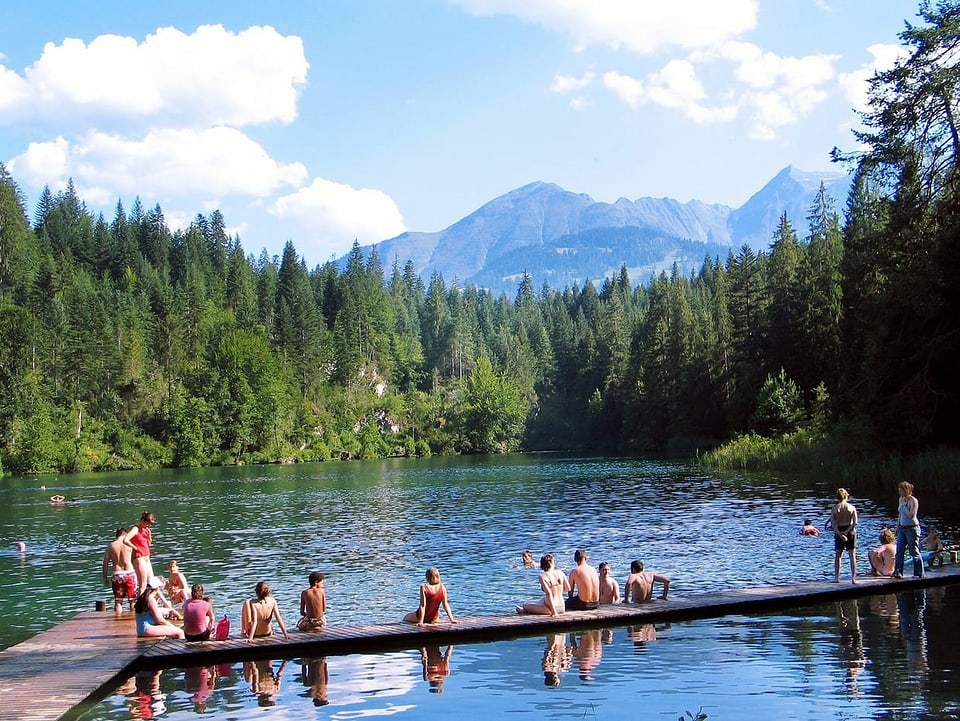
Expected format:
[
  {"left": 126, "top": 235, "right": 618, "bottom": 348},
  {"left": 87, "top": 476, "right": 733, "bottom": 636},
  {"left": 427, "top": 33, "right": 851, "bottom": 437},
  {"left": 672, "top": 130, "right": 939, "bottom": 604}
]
[{"left": 0, "top": 0, "right": 919, "bottom": 267}]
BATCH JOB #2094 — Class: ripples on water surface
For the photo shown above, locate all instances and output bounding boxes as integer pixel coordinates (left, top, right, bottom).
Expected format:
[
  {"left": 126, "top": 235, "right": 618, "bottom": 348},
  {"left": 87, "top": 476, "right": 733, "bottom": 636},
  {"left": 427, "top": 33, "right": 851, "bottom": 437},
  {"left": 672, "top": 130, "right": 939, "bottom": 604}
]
[
  {"left": 3, "top": 454, "right": 960, "bottom": 719},
  {"left": 66, "top": 589, "right": 960, "bottom": 721}
]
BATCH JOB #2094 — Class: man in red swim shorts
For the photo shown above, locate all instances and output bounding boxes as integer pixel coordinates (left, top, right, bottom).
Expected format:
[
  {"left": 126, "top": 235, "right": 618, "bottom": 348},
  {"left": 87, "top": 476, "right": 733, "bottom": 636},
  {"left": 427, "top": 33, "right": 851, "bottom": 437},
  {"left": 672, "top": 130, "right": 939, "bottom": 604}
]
[{"left": 103, "top": 527, "right": 136, "bottom": 612}]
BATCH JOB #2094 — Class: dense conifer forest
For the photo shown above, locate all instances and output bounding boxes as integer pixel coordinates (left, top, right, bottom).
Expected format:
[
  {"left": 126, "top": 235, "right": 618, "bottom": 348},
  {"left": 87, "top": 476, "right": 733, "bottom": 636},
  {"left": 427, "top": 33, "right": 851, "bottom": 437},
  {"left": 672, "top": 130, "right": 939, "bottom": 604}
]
[{"left": 1, "top": 3, "right": 958, "bottom": 478}]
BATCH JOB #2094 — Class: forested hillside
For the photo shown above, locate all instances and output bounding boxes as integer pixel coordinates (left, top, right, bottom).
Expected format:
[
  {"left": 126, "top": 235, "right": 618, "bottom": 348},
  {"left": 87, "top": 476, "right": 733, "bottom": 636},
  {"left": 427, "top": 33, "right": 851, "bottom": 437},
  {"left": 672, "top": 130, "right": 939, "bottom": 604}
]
[{"left": 1, "top": 4, "right": 958, "bottom": 477}]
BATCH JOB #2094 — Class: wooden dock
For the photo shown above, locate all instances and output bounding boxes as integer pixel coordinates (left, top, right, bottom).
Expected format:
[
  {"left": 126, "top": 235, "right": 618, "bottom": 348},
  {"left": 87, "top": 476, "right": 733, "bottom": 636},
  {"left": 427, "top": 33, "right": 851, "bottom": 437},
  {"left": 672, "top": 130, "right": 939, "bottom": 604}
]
[{"left": 2, "top": 568, "right": 959, "bottom": 721}]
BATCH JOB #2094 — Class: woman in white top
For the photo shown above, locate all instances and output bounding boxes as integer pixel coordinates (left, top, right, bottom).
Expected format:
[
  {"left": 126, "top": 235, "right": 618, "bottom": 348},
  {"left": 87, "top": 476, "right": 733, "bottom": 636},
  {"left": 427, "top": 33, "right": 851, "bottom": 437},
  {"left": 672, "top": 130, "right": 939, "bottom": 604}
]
[{"left": 894, "top": 481, "right": 923, "bottom": 578}]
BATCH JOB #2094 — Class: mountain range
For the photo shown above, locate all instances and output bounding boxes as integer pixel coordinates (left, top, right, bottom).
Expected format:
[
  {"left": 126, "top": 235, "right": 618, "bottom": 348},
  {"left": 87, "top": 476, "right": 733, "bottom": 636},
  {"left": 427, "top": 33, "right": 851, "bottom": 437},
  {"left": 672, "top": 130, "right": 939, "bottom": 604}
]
[{"left": 347, "top": 165, "right": 852, "bottom": 294}]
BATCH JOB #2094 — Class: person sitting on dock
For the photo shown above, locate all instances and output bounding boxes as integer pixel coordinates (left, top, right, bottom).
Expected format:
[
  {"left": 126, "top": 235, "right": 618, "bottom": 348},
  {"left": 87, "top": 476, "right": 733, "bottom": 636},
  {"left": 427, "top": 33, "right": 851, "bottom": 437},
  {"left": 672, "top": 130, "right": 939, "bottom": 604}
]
[
  {"left": 598, "top": 562, "right": 621, "bottom": 604},
  {"left": 298, "top": 571, "right": 327, "bottom": 632},
  {"left": 567, "top": 548, "right": 600, "bottom": 610},
  {"left": 134, "top": 577, "right": 185, "bottom": 639},
  {"left": 516, "top": 553, "right": 570, "bottom": 616},
  {"left": 403, "top": 567, "right": 458, "bottom": 627},
  {"left": 922, "top": 526, "right": 945, "bottom": 568},
  {"left": 800, "top": 519, "right": 821, "bottom": 536},
  {"left": 165, "top": 560, "right": 188, "bottom": 605},
  {"left": 869, "top": 528, "right": 897, "bottom": 577},
  {"left": 242, "top": 581, "right": 290, "bottom": 641},
  {"left": 624, "top": 560, "right": 670, "bottom": 603},
  {"left": 182, "top": 584, "right": 215, "bottom": 641}
]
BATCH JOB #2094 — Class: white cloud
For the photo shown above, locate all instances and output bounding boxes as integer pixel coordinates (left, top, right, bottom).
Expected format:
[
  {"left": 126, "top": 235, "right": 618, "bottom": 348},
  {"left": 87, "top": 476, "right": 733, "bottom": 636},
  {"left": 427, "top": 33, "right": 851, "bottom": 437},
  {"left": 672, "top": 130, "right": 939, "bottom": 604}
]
[
  {"left": 8, "top": 126, "right": 307, "bottom": 201},
  {"left": 568, "top": 96, "right": 593, "bottom": 110},
  {"left": 602, "top": 71, "right": 644, "bottom": 107},
  {"left": 451, "top": 0, "right": 758, "bottom": 54},
  {"left": 837, "top": 43, "right": 906, "bottom": 112},
  {"left": 0, "top": 24, "right": 307, "bottom": 129},
  {"left": 550, "top": 72, "right": 595, "bottom": 94},
  {"left": 268, "top": 179, "right": 407, "bottom": 258}
]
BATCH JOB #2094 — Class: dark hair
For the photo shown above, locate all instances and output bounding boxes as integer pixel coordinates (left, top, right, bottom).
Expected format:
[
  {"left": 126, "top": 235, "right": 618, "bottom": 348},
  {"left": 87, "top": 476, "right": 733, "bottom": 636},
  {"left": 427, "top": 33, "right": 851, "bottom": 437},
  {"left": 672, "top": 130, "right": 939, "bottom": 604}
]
[
  {"left": 255, "top": 581, "right": 270, "bottom": 599},
  {"left": 309, "top": 571, "right": 325, "bottom": 586},
  {"left": 140, "top": 511, "right": 155, "bottom": 525},
  {"left": 540, "top": 554, "right": 554, "bottom": 571},
  {"left": 630, "top": 560, "right": 644, "bottom": 573},
  {"left": 115, "top": 527, "right": 126, "bottom": 538},
  {"left": 574, "top": 548, "right": 587, "bottom": 563},
  {"left": 134, "top": 586, "right": 154, "bottom": 614},
  {"left": 191, "top": 584, "right": 204, "bottom": 600},
  {"left": 599, "top": 562, "right": 609, "bottom": 572}
]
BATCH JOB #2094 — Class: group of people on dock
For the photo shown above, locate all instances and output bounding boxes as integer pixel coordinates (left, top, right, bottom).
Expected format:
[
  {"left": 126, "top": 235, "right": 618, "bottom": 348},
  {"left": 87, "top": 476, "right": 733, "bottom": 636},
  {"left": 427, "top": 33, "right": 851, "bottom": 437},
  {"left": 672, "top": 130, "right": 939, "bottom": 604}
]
[
  {"left": 102, "top": 509, "right": 669, "bottom": 641},
  {"left": 801, "top": 482, "right": 955, "bottom": 584},
  {"left": 515, "top": 548, "right": 669, "bottom": 617}
]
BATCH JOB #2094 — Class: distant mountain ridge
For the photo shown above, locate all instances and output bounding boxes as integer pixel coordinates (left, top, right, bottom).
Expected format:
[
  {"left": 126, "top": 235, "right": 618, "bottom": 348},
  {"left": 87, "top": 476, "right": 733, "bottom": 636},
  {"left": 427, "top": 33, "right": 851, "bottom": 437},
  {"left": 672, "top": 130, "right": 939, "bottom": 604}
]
[{"left": 346, "top": 166, "right": 851, "bottom": 293}]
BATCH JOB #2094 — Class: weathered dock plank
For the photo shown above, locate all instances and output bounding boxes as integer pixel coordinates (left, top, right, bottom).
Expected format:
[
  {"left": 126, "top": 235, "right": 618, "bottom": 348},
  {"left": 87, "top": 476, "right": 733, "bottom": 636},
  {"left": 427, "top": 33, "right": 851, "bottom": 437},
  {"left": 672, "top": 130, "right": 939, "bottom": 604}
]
[{"left": 2, "top": 568, "right": 958, "bottom": 721}]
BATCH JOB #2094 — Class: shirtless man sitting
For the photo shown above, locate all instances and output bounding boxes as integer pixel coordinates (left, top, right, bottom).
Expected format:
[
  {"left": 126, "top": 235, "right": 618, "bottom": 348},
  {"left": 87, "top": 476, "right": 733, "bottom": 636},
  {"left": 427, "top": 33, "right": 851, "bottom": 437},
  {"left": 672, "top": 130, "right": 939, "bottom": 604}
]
[
  {"left": 567, "top": 548, "right": 600, "bottom": 611},
  {"left": 624, "top": 560, "right": 670, "bottom": 603},
  {"left": 102, "top": 527, "right": 136, "bottom": 612},
  {"left": 298, "top": 571, "right": 327, "bottom": 632},
  {"left": 598, "top": 562, "right": 620, "bottom": 604}
]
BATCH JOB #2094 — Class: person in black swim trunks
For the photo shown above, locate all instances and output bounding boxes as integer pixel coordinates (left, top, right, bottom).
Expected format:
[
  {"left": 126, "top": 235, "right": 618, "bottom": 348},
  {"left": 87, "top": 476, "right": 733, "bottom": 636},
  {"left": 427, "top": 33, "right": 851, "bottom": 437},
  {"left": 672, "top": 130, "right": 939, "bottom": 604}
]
[
  {"left": 831, "top": 488, "right": 859, "bottom": 584},
  {"left": 567, "top": 548, "right": 600, "bottom": 611}
]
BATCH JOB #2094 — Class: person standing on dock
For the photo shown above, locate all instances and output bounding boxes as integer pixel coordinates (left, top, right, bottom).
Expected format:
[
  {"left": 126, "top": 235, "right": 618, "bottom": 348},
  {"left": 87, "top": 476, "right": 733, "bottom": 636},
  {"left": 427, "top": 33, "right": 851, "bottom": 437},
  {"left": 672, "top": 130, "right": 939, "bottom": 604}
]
[
  {"left": 894, "top": 481, "right": 923, "bottom": 578},
  {"left": 567, "top": 548, "right": 600, "bottom": 610},
  {"left": 123, "top": 511, "right": 156, "bottom": 594},
  {"left": 831, "top": 488, "right": 859, "bottom": 584},
  {"left": 103, "top": 526, "right": 136, "bottom": 612}
]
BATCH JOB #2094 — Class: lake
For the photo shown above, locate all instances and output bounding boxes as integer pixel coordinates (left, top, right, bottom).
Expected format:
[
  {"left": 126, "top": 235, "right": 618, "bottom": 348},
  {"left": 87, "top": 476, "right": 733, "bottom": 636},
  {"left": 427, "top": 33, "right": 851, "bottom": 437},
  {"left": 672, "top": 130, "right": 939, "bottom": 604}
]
[{"left": 3, "top": 454, "right": 959, "bottom": 719}]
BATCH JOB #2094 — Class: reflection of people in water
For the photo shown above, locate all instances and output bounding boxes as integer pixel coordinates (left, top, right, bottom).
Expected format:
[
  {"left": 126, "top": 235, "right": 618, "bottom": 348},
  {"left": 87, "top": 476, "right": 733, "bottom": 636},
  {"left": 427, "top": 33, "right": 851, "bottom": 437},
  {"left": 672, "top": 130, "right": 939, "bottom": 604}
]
[
  {"left": 301, "top": 657, "right": 329, "bottom": 706},
  {"left": 897, "top": 591, "right": 928, "bottom": 674},
  {"left": 836, "top": 600, "right": 865, "bottom": 693},
  {"left": 133, "top": 669, "right": 165, "bottom": 719},
  {"left": 184, "top": 665, "right": 216, "bottom": 712},
  {"left": 244, "top": 659, "right": 288, "bottom": 707},
  {"left": 627, "top": 623, "right": 668, "bottom": 653},
  {"left": 421, "top": 645, "right": 453, "bottom": 693},
  {"left": 570, "top": 628, "right": 602, "bottom": 681},
  {"left": 541, "top": 633, "right": 572, "bottom": 687}
]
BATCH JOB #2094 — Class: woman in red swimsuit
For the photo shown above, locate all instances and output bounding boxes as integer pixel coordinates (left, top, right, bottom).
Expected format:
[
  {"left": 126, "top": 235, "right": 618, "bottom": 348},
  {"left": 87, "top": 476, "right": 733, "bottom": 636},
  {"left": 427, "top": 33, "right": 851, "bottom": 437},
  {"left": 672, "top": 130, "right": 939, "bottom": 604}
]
[
  {"left": 123, "top": 511, "right": 155, "bottom": 594},
  {"left": 403, "top": 567, "right": 458, "bottom": 627}
]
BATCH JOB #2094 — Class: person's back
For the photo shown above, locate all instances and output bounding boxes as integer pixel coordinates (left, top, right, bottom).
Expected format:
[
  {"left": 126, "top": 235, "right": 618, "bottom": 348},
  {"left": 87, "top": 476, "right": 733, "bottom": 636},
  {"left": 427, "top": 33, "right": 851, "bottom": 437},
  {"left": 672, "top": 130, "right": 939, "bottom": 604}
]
[
  {"left": 299, "top": 571, "right": 327, "bottom": 631},
  {"left": 870, "top": 529, "right": 897, "bottom": 577},
  {"left": 103, "top": 527, "right": 136, "bottom": 612},
  {"left": 567, "top": 548, "right": 600, "bottom": 610},
  {"left": 624, "top": 560, "right": 670, "bottom": 603}
]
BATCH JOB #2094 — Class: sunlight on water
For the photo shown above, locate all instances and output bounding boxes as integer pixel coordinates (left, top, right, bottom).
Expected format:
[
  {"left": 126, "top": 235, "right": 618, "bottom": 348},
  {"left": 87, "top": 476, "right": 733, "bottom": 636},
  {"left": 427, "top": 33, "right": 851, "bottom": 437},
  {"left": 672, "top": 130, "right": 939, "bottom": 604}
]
[{"left": 4, "top": 454, "right": 960, "bottom": 720}]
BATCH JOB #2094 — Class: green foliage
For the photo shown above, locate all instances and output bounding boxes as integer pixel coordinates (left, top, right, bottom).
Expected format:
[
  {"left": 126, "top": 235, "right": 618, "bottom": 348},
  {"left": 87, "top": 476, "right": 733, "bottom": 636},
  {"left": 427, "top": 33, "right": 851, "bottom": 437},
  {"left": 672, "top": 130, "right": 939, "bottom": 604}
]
[
  {"left": 456, "top": 357, "right": 527, "bottom": 453},
  {"left": 750, "top": 369, "right": 806, "bottom": 436},
  {"left": 2, "top": 6, "right": 960, "bottom": 478}
]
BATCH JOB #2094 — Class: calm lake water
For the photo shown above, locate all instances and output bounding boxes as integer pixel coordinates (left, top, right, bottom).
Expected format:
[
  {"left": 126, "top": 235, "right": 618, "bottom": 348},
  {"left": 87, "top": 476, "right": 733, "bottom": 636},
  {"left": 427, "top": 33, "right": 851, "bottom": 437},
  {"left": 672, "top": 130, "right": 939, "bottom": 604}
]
[{"left": 3, "top": 454, "right": 960, "bottom": 720}]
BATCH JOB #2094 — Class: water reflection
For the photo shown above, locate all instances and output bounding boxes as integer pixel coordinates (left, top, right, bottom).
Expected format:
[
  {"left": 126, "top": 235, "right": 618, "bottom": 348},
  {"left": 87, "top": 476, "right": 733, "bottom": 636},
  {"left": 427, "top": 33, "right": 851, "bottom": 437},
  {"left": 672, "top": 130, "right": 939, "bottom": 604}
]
[
  {"left": 71, "top": 588, "right": 960, "bottom": 721},
  {"left": 242, "top": 658, "right": 287, "bottom": 706},
  {"left": 300, "top": 656, "right": 329, "bottom": 706},
  {"left": 420, "top": 645, "right": 453, "bottom": 693}
]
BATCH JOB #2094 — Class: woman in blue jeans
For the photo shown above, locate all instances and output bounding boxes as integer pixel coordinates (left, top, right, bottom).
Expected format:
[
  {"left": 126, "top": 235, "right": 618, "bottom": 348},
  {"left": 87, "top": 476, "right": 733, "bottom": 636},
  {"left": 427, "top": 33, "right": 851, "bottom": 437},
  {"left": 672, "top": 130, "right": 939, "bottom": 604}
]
[{"left": 894, "top": 481, "right": 923, "bottom": 578}]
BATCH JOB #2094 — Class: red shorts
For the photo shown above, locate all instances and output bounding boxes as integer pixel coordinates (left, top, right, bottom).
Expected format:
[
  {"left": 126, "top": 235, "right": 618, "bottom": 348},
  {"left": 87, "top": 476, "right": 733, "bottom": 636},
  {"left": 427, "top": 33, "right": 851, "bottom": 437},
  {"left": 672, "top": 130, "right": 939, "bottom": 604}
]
[{"left": 112, "top": 571, "right": 136, "bottom": 600}]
